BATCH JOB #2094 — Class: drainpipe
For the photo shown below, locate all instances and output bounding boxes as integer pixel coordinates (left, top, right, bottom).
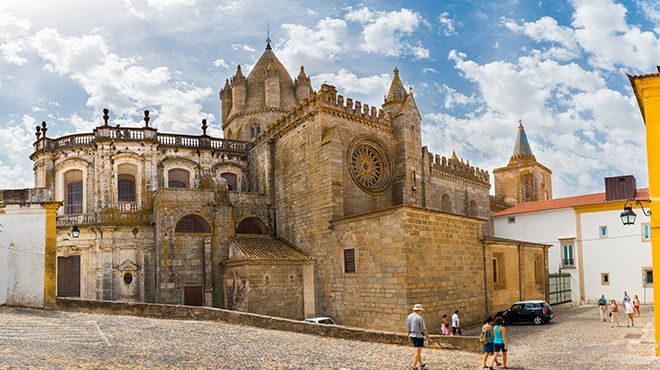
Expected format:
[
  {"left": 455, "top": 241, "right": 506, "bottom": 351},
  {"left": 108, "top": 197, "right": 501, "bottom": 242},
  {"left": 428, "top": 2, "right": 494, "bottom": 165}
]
[{"left": 518, "top": 243, "right": 523, "bottom": 301}]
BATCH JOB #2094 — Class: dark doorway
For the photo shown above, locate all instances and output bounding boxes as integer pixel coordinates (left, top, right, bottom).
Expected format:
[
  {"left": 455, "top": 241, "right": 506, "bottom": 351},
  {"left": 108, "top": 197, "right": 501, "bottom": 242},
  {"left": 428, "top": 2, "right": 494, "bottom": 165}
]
[
  {"left": 184, "top": 286, "right": 203, "bottom": 306},
  {"left": 57, "top": 256, "right": 81, "bottom": 297},
  {"left": 236, "top": 217, "right": 268, "bottom": 234}
]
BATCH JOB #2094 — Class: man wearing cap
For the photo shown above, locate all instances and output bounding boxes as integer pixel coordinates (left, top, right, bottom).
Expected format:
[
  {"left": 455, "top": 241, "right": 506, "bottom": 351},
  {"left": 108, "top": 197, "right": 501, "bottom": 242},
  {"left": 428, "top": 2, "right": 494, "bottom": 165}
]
[{"left": 406, "top": 303, "right": 429, "bottom": 370}]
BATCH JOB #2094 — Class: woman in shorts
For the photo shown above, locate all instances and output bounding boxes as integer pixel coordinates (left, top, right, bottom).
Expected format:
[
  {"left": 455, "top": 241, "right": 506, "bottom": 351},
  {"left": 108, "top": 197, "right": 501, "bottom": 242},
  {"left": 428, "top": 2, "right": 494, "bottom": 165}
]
[
  {"left": 490, "top": 316, "right": 508, "bottom": 369},
  {"left": 610, "top": 299, "right": 619, "bottom": 327},
  {"left": 481, "top": 317, "right": 501, "bottom": 369},
  {"left": 633, "top": 295, "right": 641, "bottom": 317}
]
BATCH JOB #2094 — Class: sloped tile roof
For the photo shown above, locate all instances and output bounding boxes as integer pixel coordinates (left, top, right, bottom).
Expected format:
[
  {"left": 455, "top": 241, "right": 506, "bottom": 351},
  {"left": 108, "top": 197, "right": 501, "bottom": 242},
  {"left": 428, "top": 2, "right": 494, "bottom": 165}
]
[
  {"left": 229, "top": 236, "right": 313, "bottom": 261},
  {"left": 493, "top": 188, "right": 649, "bottom": 217}
]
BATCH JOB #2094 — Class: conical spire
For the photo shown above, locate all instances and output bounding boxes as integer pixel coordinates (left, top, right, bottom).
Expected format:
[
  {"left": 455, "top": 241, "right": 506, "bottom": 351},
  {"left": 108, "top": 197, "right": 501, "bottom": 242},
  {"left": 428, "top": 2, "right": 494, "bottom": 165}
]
[
  {"left": 231, "top": 65, "right": 246, "bottom": 85},
  {"left": 511, "top": 120, "right": 535, "bottom": 161},
  {"left": 384, "top": 67, "right": 408, "bottom": 105},
  {"left": 295, "top": 66, "right": 311, "bottom": 86}
]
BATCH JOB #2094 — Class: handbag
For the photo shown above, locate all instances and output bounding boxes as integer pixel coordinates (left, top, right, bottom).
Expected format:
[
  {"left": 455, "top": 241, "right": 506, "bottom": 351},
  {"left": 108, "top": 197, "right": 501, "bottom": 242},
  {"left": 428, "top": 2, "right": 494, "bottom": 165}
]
[{"left": 609, "top": 312, "right": 612, "bottom": 317}]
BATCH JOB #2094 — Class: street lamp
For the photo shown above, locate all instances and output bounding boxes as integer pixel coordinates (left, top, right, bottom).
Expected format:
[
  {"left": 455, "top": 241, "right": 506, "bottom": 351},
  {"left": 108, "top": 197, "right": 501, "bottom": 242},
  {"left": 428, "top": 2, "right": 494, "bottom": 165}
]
[
  {"left": 72, "top": 225, "right": 80, "bottom": 238},
  {"left": 621, "top": 200, "right": 652, "bottom": 225}
]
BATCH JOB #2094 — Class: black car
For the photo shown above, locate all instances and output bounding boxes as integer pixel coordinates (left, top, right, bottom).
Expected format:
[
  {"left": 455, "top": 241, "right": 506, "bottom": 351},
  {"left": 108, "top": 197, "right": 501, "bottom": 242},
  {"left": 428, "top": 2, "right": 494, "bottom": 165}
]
[{"left": 496, "top": 300, "right": 554, "bottom": 325}]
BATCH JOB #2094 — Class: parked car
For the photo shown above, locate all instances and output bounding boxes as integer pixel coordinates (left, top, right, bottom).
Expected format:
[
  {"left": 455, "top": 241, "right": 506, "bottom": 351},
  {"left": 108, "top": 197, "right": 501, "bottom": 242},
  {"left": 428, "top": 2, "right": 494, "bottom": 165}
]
[
  {"left": 496, "top": 300, "right": 554, "bottom": 325},
  {"left": 304, "top": 317, "right": 336, "bottom": 325}
]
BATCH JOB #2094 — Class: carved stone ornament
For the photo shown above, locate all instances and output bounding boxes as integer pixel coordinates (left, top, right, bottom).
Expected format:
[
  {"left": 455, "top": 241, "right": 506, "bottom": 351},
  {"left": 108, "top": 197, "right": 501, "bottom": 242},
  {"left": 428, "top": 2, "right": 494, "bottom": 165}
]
[{"left": 348, "top": 138, "right": 393, "bottom": 193}]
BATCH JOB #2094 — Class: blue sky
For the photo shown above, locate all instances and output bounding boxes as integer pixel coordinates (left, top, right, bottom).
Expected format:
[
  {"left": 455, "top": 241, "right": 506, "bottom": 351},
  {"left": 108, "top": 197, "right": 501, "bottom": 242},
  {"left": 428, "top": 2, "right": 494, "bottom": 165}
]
[{"left": 0, "top": 0, "right": 658, "bottom": 197}]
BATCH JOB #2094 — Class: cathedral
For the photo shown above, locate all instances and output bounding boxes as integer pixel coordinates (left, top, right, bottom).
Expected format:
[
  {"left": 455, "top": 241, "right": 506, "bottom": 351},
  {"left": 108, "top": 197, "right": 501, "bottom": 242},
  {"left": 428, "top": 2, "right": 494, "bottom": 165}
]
[{"left": 29, "top": 41, "right": 550, "bottom": 331}]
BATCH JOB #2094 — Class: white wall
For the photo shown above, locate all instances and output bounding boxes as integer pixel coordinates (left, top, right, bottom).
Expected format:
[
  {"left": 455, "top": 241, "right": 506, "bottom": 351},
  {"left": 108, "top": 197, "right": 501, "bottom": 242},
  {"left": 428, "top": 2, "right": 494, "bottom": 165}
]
[
  {"left": 580, "top": 210, "right": 653, "bottom": 304},
  {"left": 0, "top": 204, "right": 46, "bottom": 308},
  {"left": 493, "top": 208, "right": 580, "bottom": 303},
  {"left": 0, "top": 224, "right": 7, "bottom": 305}
]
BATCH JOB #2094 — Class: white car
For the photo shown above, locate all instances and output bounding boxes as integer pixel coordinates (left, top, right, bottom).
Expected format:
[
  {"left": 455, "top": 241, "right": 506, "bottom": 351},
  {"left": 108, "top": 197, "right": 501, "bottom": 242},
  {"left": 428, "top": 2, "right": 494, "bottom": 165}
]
[{"left": 304, "top": 317, "right": 336, "bottom": 325}]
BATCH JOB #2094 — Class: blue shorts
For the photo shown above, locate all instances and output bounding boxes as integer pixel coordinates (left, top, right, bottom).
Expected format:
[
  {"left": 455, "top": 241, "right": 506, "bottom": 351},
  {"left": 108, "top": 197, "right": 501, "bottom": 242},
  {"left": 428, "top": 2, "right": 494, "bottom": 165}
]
[
  {"left": 411, "top": 337, "right": 425, "bottom": 347},
  {"left": 493, "top": 343, "right": 507, "bottom": 352},
  {"left": 483, "top": 343, "right": 494, "bottom": 353}
]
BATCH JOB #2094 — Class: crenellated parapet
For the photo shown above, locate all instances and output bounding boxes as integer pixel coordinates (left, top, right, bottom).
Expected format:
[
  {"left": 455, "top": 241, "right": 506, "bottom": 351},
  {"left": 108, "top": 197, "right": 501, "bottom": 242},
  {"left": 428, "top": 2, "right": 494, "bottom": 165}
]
[
  {"left": 426, "top": 148, "right": 490, "bottom": 188},
  {"left": 254, "top": 84, "right": 394, "bottom": 144}
]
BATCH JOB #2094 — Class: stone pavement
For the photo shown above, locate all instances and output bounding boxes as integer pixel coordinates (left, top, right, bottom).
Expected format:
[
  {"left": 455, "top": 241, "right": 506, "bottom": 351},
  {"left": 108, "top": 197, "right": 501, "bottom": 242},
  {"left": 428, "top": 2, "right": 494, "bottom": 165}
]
[{"left": 1, "top": 305, "right": 660, "bottom": 369}]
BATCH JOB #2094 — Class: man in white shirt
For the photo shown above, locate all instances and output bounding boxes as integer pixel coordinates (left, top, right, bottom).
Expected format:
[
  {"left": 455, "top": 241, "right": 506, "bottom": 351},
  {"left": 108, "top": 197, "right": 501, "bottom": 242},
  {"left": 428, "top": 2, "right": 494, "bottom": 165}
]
[
  {"left": 406, "top": 304, "right": 429, "bottom": 370},
  {"left": 624, "top": 300, "right": 635, "bottom": 327},
  {"left": 451, "top": 310, "right": 462, "bottom": 335}
]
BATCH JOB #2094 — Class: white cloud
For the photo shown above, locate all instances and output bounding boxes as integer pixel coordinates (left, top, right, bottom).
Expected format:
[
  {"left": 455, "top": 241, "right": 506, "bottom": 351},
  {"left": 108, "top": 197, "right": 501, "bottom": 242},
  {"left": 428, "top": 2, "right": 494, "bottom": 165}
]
[
  {"left": 439, "top": 84, "right": 477, "bottom": 109},
  {"left": 571, "top": 0, "right": 660, "bottom": 71},
  {"left": 231, "top": 44, "right": 257, "bottom": 53},
  {"left": 0, "top": 13, "right": 31, "bottom": 65},
  {"left": 410, "top": 43, "right": 430, "bottom": 59},
  {"left": 213, "top": 58, "right": 228, "bottom": 68},
  {"left": 423, "top": 67, "right": 438, "bottom": 74},
  {"left": 438, "top": 12, "right": 456, "bottom": 36},
  {"left": 277, "top": 18, "right": 349, "bottom": 72},
  {"left": 504, "top": 16, "right": 580, "bottom": 61},
  {"left": 436, "top": 45, "right": 644, "bottom": 196},
  {"left": 31, "top": 28, "right": 213, "bottom": 133},
  {"left": 346, "top": 7, "right": 425, "bottom": 57},
  {"left": 312, "top": 68, "right": 391, "bottom": 104}
]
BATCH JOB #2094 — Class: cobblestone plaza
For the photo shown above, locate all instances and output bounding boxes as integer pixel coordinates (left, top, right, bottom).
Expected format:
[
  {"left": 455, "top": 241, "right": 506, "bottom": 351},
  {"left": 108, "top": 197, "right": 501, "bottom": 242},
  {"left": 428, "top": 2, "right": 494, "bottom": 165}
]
[{"left": 1, "top": 305, "right": 658, "bottom": 369}]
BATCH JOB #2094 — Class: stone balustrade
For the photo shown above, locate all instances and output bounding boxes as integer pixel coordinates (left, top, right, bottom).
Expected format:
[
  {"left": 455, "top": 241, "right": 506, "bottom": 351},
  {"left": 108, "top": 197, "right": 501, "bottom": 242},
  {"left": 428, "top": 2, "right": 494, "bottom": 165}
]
[
  {"left": 34, "top": 126, "right": 251, "bottom": 153},
  {"left": 57, "top": 210, "right": 152, "bottom": 227}
]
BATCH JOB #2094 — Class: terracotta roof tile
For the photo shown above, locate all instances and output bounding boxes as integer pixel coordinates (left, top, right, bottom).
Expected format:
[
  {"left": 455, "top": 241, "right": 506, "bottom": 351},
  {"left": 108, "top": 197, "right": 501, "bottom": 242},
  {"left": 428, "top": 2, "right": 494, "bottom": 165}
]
[
  {"left": 493, "top": 188, "right": 649, "bottom": 217},
  {"left": 229, "top": 236, "right": 313, "bottom": 261}
]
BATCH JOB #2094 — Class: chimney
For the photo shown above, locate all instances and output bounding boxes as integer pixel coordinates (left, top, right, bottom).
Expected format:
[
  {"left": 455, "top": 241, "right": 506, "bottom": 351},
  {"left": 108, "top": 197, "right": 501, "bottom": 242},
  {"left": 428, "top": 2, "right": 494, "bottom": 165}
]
[{"left": 604, "top": 175, "right": 637, "bottom": 201}]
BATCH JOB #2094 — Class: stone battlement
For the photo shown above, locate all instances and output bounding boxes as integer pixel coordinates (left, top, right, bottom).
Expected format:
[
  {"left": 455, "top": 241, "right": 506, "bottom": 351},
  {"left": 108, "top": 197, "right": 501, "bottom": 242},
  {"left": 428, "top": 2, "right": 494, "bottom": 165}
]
[
  {"left": 425, "top": 147, "right": 490, "bottom": 186},
  {"left": 255, "top": 84, "right": 392, "bottom": 144}
]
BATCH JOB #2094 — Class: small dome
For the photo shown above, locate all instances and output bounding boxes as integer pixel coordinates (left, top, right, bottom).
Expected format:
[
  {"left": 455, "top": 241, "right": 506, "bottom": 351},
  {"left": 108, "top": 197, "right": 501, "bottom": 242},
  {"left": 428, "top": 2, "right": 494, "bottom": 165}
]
[{"left": 244, "top": 48, "right": 297, "bottom": 111}]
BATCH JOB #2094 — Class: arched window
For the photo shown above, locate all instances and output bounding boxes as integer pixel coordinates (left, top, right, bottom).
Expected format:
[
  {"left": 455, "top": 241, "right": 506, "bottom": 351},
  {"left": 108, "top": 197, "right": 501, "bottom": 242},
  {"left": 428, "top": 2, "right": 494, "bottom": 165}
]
[
  {"left": 221, "top": 172, "right": 238, "bottom": 191},
  {"left": 441, "top": 194, "right": 452, "bottom": 212},
  {"left": 168, "top": 168, "right": 190, "bottom": 188},
  {"left": 64, "top": 170, "right": 83, "bottom": 214},
  {"left": 250, "top": 121, "right": 261, "bottom": 141},
  {"left": 469, "top": 200, "right": 478, "bottom": 217},
  {"left": 117, "top": 163, "right": 137, "bottom": 202},
  {"left": 175, "top": 214, "right": 211, "bottom": 233},
  {"left": 236, "top": 216, "right": 268, "bottom": 234}
]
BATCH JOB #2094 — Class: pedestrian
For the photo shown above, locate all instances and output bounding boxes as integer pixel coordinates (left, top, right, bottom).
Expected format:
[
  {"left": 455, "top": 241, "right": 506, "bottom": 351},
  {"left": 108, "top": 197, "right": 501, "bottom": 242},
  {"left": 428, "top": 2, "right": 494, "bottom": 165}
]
[
  {"left": 489, "top": 316, "right": 508, "bottom": 369},
  {"left": 441, "top": 314, "right": 450, "bottom": 336},
  {"left": 406, "top": 304, "right": 429, "bottom": 370},
  {"left": 624, "top": 299, "right": 635, "bottom": 327},
  {"left": 597, "top": 294, "right": 607, "bottom": 322},
  {"left": 633, "top": 295, "right": 641, "bottom": 317},
  {"left": 610, "top": 299, "right": 619, "bottom": 328},
  {"left": 451, "top": 310, "right": 462, "bottom": 336},
  {"left": 623, "top": 291, "right": 631, "bottom": 304},
  {"left": 480, "top": 316, "right": 501, "bottom": 369}
]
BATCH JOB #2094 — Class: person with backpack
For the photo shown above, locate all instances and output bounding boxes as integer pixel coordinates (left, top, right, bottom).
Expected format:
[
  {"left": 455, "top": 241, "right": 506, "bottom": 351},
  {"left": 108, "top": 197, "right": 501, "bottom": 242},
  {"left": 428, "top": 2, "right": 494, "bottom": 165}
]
[
  {"left": 480, "top": 316, "right": 501, "bottom": 369},
  {"left": 597, "top": 294, "right": 607, "bottom": 322},
  {"left": 489, "top": 316, "right": 508, "bottom": 369}
]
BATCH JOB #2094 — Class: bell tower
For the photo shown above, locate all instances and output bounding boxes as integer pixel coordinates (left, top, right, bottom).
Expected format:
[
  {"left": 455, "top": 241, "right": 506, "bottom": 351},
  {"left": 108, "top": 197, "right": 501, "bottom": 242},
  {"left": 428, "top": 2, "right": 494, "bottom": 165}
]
[{"left": 493, "top": 121, "right": 552, "bottom": 206}]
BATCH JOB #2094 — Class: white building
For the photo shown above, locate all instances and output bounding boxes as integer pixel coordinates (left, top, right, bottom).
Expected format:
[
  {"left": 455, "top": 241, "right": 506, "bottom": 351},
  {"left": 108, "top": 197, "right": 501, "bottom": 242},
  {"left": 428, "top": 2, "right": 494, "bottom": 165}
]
[{"left": 493, "top": 176, "right": 653, "bottom": 304}]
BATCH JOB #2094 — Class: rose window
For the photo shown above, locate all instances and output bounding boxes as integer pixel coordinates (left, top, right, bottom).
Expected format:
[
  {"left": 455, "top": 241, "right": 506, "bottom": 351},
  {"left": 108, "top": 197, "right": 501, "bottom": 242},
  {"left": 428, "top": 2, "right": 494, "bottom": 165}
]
[{"left": 348, "top": 139, "right": 392, "bottom": 193}]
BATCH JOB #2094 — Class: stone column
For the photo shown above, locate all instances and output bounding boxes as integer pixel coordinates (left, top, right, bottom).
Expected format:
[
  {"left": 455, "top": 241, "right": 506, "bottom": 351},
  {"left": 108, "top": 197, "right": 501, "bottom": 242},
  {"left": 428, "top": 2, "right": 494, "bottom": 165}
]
[
  {"left": 203, "top": 237, "right": 213, "bottom": 306},
  {"left": 43, "top": 202, "right": 60, "bottom": 308}
]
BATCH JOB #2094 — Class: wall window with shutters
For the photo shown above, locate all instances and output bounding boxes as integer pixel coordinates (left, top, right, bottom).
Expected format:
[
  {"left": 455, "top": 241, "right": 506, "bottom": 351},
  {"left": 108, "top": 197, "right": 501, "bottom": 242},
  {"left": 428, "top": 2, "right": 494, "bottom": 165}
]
[
  {"left": 343, "top": 248, "right": 356, "bottom": 274},
  {"left": 64, "top": 170, "right": 83, "bottom": 214},
  {"left": 642, "top": 223, "right": 652, "bottom": 242},
  {"left": 560, "top": 239, "right": 575, "bottom": 268},
  {"left": 117, "top": 163, "right": 138, "bottom": 208},
  {"left": 168, "top": 168, "right": 190, "bottom": 188}
]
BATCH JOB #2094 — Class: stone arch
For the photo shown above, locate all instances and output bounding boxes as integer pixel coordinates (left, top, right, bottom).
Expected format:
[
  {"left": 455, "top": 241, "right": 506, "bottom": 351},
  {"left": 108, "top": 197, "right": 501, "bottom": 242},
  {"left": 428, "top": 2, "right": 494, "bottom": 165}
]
[
  {"left": 468, "top": 200, "right": 478, "bottom": 217},
  {"left": 55, "top": 158, "right": 91, "bottom": 215},
  {"left": 160, "top": 157, "right": 200, "bottom": 189},
  {"left": 441, "top": 194, "right": 452, "bottom": 212},
  {"left": 213, "top": 162, "right": 247, "bottom": 191},
  {"left": 175, "top": 214, "right": 211, "bottom": 233},
  {"left": 168, "top": 168, "right": 190, "bottom": 188},
  {"left": 236, "top": 216, "right": 268, "bottom": 235}
]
